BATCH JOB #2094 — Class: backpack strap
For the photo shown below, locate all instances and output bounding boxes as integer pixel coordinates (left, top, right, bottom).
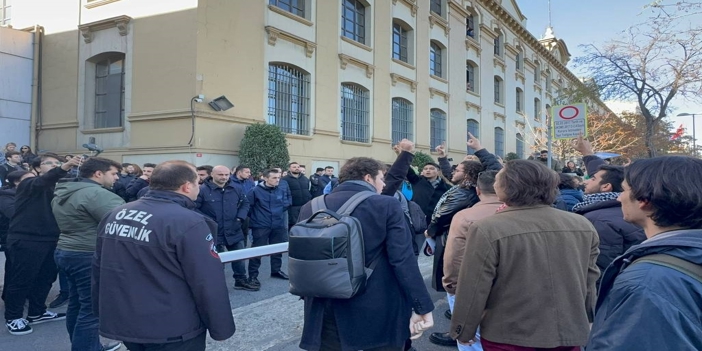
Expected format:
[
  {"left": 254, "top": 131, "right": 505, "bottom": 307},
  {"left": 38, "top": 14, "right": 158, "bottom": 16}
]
[
  {"left": 336, "top": 191, "right": 377, "bottom": 216},
  {"left": 311, "top": 195, "right": 327, "bottom": 213},
  {"left": 632, "top": 254, "right": 702, "bottom": 284}
]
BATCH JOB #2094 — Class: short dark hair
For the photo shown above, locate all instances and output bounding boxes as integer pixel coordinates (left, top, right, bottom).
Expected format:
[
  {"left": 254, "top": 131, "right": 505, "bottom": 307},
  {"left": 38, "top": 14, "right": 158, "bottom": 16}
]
[
  {"left": 299, "top": 165, "right": 306, "bottom": 168},
  {"left": 316, "top": 167, "right": 324, "bottom": 172},
  {"left": 289, "top": 162, "right": 299, "bottom": 167},
  {"left": 558, "top": 173, "right": 578, "bottom": 190},
  {"left": 540, "top": 150, "right": 548, "bottom": 154},
  {"left": 39, "top": 153, "right": 62, "bottom": 162},
  {"left": 196, "top": 165, "right": 213, "bottom": 174},
  {"left": 5, "top": 170, "right": 31, "bottom": 188},
  {"left": 596, "top": 165, "right": 624, "bottom": 192},
  {"left": 423, "top": 162, "right": 440, "bottom": 170},
  {"left": 149, "top": 161, "right": 198, "bottom": 191},
  {"left": 79, "top": 157, "right": 122, "bottom": 178},
  {"left": 498, "top": 160, "right": 559, "bottom": 207},
  {"left": 234, "top": 165, "right": 250, "bottom": 174},
  {"left": 31, "top": 157, "right": 42, "bottom": 170},
  {"left": 121, "top": 163, "right": 131, "bottom": 168},
  {"left": 477, "top": 170, "right": 498, "bottom": 194},
  {"left": 262, "top": 169, "right": 280, "bottom": 178},
  {"left": 626, "top": 156, "right": 702, "bottom": 229},
  {"left": 338, "top": 157, "right": 385, "bottom": 183},
  {"left": 4, "top": 150, "right": 20, "bottom": 161},
  {"left": 325, "top": 166, "right": 334, "bottom": 170},
  {"left": 143, "top": 163, "right": 157, "bottom": 168}
]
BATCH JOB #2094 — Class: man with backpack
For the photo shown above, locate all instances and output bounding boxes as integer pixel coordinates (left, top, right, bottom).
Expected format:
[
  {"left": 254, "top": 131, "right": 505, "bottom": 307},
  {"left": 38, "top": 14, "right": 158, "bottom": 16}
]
[
  {"left": 587, "top": 156, "right": 702, "bottom": 350},
  {"left": 293, "top": 157, "right": 434, "bottom": 351}
]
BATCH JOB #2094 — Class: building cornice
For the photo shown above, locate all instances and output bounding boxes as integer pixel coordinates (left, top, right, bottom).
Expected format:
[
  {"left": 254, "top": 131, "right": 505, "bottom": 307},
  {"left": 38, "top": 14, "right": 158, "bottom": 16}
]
[
  {"left": 390, "top": 73, "right": 417, "bottom": 92},
  {"left": 78, "top": 15, "right": 131, "bottom": 43},
  {"left": 429, "top": 88, "right": 450, "bottom": 102},
  {"left": 429, "top": 13, "right": 450, "bottom": 36},
  {"left": 339, "top": 54, "right": 375, "bottom": 78},
  {"left": 265, "top": 26, "right": 316, "bottom": 58},
  {"left": 392, "top": 0, "right": 418, "bottom": 17}
]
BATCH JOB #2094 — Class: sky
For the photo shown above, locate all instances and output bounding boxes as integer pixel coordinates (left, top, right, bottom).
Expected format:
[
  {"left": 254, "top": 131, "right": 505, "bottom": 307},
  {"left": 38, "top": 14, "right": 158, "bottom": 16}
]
[{"left": 517, "top": 0, "right": 702, "bottom": 143}]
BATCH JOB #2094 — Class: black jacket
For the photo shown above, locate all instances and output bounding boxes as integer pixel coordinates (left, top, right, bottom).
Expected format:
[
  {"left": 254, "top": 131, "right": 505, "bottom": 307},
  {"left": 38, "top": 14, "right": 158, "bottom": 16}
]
[
  {"left": 406, "top": 166, "right": 451, "bottom": 225},
  {"left": 0, "top": 187, "right": 17, "bottom": 244},
  {"left": 196, "top": 180, "right": 250, "bottom": 245},
  {"left": 125, "top": 177, "right": 149, "bottom": 202},
  {"left": 309, "top": 173, "right": 322, "bottom": 197},
  {"left": 282, "top": 174, "right": 312, "bottom": 225},
  {"left": 8, "top": 167, "right": 68, "bottom": 242},
  {"left": 0, "top": 163, "right": 23, "bottom": 187},
  {"left": 93, "top": 190, "right": 235, "bottom": 344}
]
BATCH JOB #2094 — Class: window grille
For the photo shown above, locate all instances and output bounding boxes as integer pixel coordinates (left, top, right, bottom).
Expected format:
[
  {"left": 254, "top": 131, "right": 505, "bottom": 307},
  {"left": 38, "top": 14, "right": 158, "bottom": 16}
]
[
  {"left": 268, "top": 63, "right": 311, "bottom": 135},
  {"left": 341, "top": 83, "right": 370, "bottom": 143},
  {"left": 391, "top": 98, "right": 413, "bottom": 144}
]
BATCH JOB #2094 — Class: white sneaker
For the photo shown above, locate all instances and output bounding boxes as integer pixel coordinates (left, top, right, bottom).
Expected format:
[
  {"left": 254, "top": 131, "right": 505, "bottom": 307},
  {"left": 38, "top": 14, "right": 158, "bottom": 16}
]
[
  {"left": 102, "top": 341, "right": 122, "bottom": 351},
  {"left": 6, "top": 318, "right": 33, "bottom": 335}
]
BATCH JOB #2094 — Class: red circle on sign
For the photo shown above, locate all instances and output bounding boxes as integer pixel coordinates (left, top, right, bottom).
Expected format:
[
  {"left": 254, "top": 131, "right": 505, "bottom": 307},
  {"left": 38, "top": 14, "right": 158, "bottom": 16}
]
[{"left": 558, "top": 106, "right": 579, "bottom": 120}]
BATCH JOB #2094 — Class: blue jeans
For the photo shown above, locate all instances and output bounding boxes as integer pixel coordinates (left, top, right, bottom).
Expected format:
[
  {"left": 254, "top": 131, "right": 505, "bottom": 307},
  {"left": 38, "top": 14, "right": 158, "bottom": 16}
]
[
  {"left": 54, "top": 249, "right": 102, "bottom": 351},
  {"left": 225, "top": 241, "right": 247, "bottom": 280}
]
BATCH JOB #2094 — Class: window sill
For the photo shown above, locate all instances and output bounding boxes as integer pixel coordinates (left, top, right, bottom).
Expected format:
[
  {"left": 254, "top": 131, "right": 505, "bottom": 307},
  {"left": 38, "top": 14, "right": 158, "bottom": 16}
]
[
  {"left": 340, "top": 140, "right": 371, "bottom": 147},
  {"left": 431, "top": 75, "right": 448, "bottom": 84},
  {"left": 466, "top": 89, "right": 480, "bottom": 97},
  {"left": 85, "top": 0, "right": 121, "bottom": 9},
  {"left": 494, "top": 102, "right": 505, "bottom": 108},
  {"left": 268, "top": 5, "right": 313, "bottom": 27},
  {"left": 340, "top": 36, "right": 372, "bottom": 52},
  {"left": 285, "top": 133, "right": 313, "bottom": 140},
  {"left": 392, "top": 58, "right": 415, "bottom": 70},
  {"left": 81, "top": 127, "right": 124, "bottom": 134}
]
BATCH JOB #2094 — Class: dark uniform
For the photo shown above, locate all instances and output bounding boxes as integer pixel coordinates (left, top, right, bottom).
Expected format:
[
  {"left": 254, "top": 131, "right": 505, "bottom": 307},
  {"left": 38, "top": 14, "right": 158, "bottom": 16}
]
[{"left": 92, "top": 190, "right": 235, "bottom": 350}]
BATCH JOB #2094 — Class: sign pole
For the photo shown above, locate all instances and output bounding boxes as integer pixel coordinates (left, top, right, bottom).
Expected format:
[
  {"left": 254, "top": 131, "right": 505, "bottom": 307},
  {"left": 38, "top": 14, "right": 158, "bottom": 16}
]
[{"left": 547, "top": 111, "right": 552, "bottom": 169}]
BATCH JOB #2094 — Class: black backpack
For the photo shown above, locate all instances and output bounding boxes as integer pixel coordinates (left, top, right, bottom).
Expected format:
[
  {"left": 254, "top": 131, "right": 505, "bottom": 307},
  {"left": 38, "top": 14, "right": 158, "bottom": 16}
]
[
  {"left": 395, "top": 191, "right": 427, "bottom": 235},
  {"left": 288, "top": 191, "right": 379, "bottom": 299}
]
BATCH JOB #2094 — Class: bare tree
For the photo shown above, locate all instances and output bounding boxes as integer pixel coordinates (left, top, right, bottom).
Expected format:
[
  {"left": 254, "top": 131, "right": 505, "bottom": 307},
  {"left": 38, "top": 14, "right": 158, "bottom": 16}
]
[{"left": 575, "top": 7, "right": 702, "bottom": 157}]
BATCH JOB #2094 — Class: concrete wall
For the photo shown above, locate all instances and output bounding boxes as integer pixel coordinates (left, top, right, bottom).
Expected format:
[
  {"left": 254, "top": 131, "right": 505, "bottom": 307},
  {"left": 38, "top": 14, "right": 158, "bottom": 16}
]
[{"left": 0, "top": 27, "right": 33, "bottom": 149}]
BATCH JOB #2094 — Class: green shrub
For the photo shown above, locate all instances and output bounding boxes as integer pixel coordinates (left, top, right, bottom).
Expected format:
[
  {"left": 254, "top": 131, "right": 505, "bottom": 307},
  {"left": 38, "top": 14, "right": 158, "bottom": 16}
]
[
  {"left": 412, "top": 150, "right": 435, "bottom": 169},
  {"left": 505, "top": 152, "right": 520, "bottom": 161},
  {"left": 238, "top": 123, "right": 290, "bottom": 176}
]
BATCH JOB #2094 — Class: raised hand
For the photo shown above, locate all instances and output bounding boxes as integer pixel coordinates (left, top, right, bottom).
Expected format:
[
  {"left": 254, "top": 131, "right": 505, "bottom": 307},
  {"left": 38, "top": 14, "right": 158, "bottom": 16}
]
[
  {"left": 572, "top": 134, "right": 594, "bottom": 156},
  {"left": 398, "top": 139, "right": 415, "bottom": 154},
  {"left": 435, "top": 141, "right": 447, "bottom": 157},
  {"left": 466, "top": 132, "right": 482, "bottom": 151}
]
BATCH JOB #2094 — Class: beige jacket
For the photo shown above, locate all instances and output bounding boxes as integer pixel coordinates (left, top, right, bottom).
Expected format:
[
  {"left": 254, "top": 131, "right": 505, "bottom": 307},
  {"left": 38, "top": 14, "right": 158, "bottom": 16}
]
[
  {"left": 442, "top": 196, "right": 503, "bottom": 294},
  {"left": 449, "top": 205, "right": 600, "bottom": 348}
]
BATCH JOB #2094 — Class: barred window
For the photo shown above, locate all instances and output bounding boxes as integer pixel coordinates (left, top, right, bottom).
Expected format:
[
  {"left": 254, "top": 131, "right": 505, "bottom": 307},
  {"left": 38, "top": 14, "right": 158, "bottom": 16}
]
[
  {"left": 341, "top": 83, "right": 370, "bottom": 143},
  {"left": 516, "top": 133, "right": 525, "bottom": 159},
  {"left": 494, "top": 127, "right": 505, "bottom": 158},
  {"left": 494, "top": 76, "right": 502, "bottom": 104},
  {"left": 269, "top": 0, "right": 305, "bottom": 18},
  {"left": 516, "top": 88, "right": 524, "bottom": 112},
  {"left": 342, "top": 0, "right": 366, "bottom": 44},
  {"left": 467, "top": 119, "right": 479, "bottom": 154},
  {"left": 430, "top": 41, "right": 443, "bottom": 77},
  {"left": 268, "top": 63, "right": 310, "bottom": 135},
  {"left": 430, "top": 109, "right": 446, "bottom": 149},
  {"left": 430, "top": 0, "right": 442, "bottom": 16},
  {"left": 534, "top": 98, "right": 541, "bottom": 121},
  {"left": 466, "top": 61, "right": 477, "bottom": 92},
  {"left": 392, "top": 21, "right": 409, "bottom": 63},
  {"left": 95, "top": 54, "right": 125, "bottom": 128},
  {"left": 391, "top": 98, "right": 413, "bottom": 144}
]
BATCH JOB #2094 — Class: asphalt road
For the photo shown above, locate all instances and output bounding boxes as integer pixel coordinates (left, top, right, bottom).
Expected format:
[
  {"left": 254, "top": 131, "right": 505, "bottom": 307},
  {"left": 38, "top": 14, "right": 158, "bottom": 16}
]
[{"left": 1, "top": 253, "right": 454, "bottom": 351}]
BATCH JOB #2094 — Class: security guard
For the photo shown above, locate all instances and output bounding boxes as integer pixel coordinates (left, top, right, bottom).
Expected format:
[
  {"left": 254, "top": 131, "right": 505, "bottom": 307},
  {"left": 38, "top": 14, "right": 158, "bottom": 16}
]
[{"left": 92, "top": 161, "right": 235, "bottom": 351}]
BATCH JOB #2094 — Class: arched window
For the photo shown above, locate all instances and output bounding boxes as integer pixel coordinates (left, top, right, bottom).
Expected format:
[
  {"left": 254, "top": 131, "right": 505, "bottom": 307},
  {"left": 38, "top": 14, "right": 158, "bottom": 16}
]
[
  {"left": 494, "top": 31, "right": 503, "bottom": 57},
  {"left": 494, "top": 127, "right": 504, "bottom": 158},
  {"left": 516, "top": 133, "right": 525, "bottom": 159},
  {"left": 516, "top": 88, "right": 524, "bottom": 112},
  {"left": 494, "top": 76, "right": 503, "bottom": 104},
  {"left": 430, "top": 41, "right": 444, "bottom": 77},
  {"left": 342, "top": 0, "right": 368, "bottom": 44},
  {"left": 430, "top": 109, "right": 446, "bottom": 149},
  {"left": 269, "top": 0, "right": 306, "bottom": 18},
  {"left": 341, "top": 83, "right": 370, "bottom": 143},
  {"left": 94, "top": 53, "right": 126, "bottom": 128},
  {"left": 516, "top": 49, "right": 523, "bottom": 71},
  {"left": 467, "top": 119, "right": 479, "bottom": 154},
  {"left": 466, "top": 60, "right": 478, "bottom": 92},
  {"left": 534, "top": 60, "right": 541, "bottom": 83},
  {"left": 391, "top": 98, "right": 413, "bottom": 143},
  {"left": 268, "top": 63, "right": 311, "bottom": 135},
  {"left": 534, "top": 98, "right": 541, "bottom": 121},
  {"left": 392, "top": 19, "right": 412, "bottom": 63}
]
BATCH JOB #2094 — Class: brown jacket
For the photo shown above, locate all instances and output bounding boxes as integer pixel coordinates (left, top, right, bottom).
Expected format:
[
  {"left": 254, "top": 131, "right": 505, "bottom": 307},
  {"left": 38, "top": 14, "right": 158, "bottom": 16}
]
[
  {"left": 442, "top": 196, "right": 503, "bottom": 294},
  {"left": 450, "top": 205, "right": 600, "bottom": 348}
]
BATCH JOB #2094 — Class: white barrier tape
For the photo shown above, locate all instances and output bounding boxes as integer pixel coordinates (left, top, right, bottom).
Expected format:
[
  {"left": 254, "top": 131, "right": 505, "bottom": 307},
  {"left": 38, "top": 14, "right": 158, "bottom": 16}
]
[{"left": 218, "top": 243, "right": 289, "bottom": 263}]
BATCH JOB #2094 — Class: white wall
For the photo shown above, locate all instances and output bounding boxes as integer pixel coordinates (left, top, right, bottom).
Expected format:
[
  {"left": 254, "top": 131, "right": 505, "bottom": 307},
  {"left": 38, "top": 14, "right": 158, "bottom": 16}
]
[{"left": 0, "top": 27, "right": 33, "bottom": 148}]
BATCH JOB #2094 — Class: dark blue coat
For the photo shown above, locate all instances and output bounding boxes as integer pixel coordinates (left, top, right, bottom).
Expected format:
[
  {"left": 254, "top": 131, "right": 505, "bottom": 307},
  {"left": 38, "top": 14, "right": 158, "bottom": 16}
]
[
  {"left": 125, "top": 178, "right": 149, "bottom": 202},
  {"left": 230, "top": 176, "right": 255, "bottom": 195},
  {"left": 557, "top": 188, "right": 584, "bottom": 212},
  {"left": 247, "top": 183, "right": 291, "bottom": 229},
  {"left": 196, "top": 180, "right": 250, "bottom": 245},
  {"left": 587, "top": 230, "right": 702, "bottom": 350},
  {"left": 297, "top": 182, "right": 434, "bottom": 351}
]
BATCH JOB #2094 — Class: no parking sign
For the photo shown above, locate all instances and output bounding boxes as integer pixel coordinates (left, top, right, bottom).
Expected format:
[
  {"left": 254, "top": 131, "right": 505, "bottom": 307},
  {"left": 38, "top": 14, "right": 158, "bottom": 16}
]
[{"left": 552, "top": 103, "right": 587, "bottom": 139}]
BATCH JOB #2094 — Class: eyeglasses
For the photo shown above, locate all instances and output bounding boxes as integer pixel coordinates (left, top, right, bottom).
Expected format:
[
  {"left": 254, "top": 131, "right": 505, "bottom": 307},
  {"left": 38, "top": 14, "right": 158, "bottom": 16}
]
[
  {"left": 41, "top": 162, "right": 63, "bottom": 166},
  {"left": 21, "top": 148, "right": 28, "bottom": 150}
]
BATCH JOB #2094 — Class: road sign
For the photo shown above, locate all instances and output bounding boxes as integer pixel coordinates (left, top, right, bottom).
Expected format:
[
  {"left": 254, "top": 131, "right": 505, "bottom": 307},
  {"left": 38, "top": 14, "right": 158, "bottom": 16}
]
[{"left": 552, "top": 103, "right": 587, "bottom": 139}]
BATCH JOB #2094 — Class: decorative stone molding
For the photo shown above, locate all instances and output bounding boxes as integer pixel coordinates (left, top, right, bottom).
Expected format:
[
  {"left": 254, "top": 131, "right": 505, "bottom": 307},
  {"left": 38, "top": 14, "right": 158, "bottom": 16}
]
[
  {"left": 339, "top": 54, "right": 375, "bottom": 78},
  {"left": 313, "top": 129, "right": 340, "bottom": 137},
  {"left": 429, "top": 14, "right": 450, "bottom": 36},
  {"left": 37, "top": 121, "right": 80, "bottom": 130},
  {"left": 81, "top": 127, "right": 125, "bottom": 134},
  {"left": 465, "top": 102, "right": 482, "bottom": 113},
  {"left": 340, "top": 36, "right": 372, "bottom": 51},
  {"left": 429, "top": 88, "right": 450, "bottom": 102},
  {"left": 505, "top": 42, "right": 519, "bottom": 55},
  {"left": 493, "top": 57, "right": 506, "bottom": 72},
  {"left": 479, "top": 23, "right": 497, "bottom": 38},
  {"left": 515, "top": 120, "right": 525, "bottom": 129},
  {"left": 430, "top": 75, "right": 448, "bottom": 84},
  {"left": 85, "top": 0, "right": 121, "bottom": 9},
  {"left": 390, "top": 73, "right": 417, "bottom": 92},
  {"left": 392, "top": 0, "right": 418, "bottom": 17},
  {"left": 78, "top": 15, "right": 132, "bottom": 43},
  {"left": 533, "top": 84, "right": 542, "bottom": 94},
  {"left": 494, "top": 112, "right": 506, "bottom": 122},
  {"left": 465, "top": 38, "right": 481, "bottom": 56},
  {"left": 515, "top": 70, "right": 525, "bottom": 84},
  {"left": 448, "top": 0, "right": 471, "bottom": 21},
  {"left": 265, "top": 26, "right": 317, "bottom": 58},
  {"left": 392, "top": 58, "right": 416, "bottom": 70}
]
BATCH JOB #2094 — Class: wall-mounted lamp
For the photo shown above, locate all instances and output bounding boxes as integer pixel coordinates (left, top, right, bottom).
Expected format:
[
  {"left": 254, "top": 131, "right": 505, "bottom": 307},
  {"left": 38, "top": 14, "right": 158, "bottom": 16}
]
[{"left": 208, "top": 95, "right": 234, "bottom": 111}]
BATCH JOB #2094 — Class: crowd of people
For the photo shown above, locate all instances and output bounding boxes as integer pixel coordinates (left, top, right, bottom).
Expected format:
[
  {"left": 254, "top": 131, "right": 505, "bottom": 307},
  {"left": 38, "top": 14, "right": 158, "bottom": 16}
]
[{"left": 0, "top": 133, "right": 700, "bottom": 351}]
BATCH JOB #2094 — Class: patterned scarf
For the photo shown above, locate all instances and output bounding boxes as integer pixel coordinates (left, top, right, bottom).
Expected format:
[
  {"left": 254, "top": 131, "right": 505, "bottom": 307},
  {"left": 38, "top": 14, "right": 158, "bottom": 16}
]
[{"left": 571, "top": 192, "right": 620, "bottom": 212}]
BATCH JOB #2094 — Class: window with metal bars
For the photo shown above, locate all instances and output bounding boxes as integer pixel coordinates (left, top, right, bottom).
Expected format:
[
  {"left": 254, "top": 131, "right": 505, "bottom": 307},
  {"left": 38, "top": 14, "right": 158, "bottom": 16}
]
[
  {"left": 340, "top": 83, "right": 370, "bottom": 143},
  {"left": 466, "top": 61, "right": 477, "bottom": 92},
  {"left": 430, "top": 0, "right": 442, "bottom": 16},
  {"left": 342, "top": 0, "right": 366, "bottom": 44},
  {"left": 494, "top": 76, "right": 502, "bottom": 104},
  {"left": 516, "top": 88, "right": 523, "bottom": 112},
  {"left": 494, "top": 127, "right": 505, "bottom": 158},
  {"left": 430, "top": 109, "right": 446, "bottom": 149},
  {"left": 467, "top": 119, "right": 479, "bottom": 154},
  {"left": 430, "top": 41, "right": 443, "bottom": 77},
  {"left": 1, "top": 0, "right": 10, "bottom": 26},
  {"left": 516, "top": 133, "right": 525, "bottom": 159},
  {"left": 392, "top": 21, "right": 409, "bottom": 63},
  {"left": 95, "top": 54, "right": 125, "bottom": 128},
  {"left": 391, "top": 98, "right": 413, "bottom": 144},
  {"left": 534, "top": 98, "right": 541, "bottom": 121},
  {"left": 269, "top": 0, "right": 305, "bottom": 18},
  {"left": 268, "top": 63, "right": 311, "bottom": 135}
]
